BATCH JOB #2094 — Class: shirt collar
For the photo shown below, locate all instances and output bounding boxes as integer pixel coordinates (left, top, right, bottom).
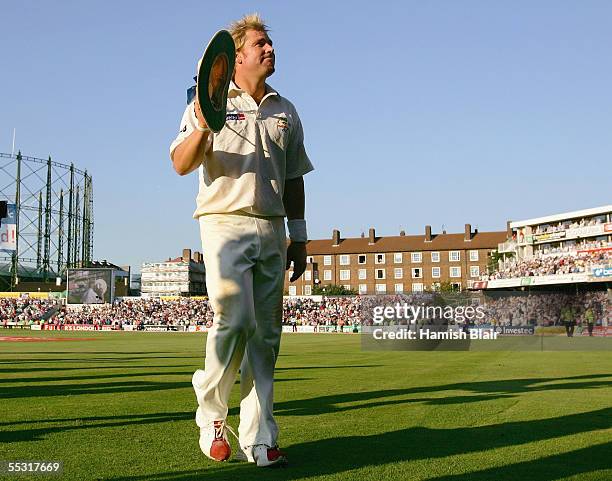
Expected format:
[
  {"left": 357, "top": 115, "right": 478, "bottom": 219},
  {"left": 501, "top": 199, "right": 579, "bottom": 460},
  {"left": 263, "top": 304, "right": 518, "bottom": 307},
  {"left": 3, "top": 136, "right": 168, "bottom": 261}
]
[{"left": 229, "top": 80, "right": 279, "bottom": 99}]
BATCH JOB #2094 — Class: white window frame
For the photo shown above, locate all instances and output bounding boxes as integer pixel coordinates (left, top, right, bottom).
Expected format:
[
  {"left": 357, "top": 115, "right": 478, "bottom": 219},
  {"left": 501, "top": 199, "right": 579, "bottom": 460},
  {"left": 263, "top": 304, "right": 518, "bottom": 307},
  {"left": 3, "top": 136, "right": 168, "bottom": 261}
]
[
  {"left": 358, "top": 254, "right": 367, "bottom": 264},
  {"left": 452, "top": 282, "right": 462, "bottom": 291},
  {"left": 303, "top": 285, "right": 312, "bottom": 295},
  {"left": 469, "top": 250, "right": 479, "bottom": 262},
  {"left": 288, "top": 286, "right": 297, "bottom": 296},
  {"left": 306, "top": 256, "right": 314, "bottom": 264},
  {"left": 358, "top": 269, "right": 367, "bottom": 280},
  {"left": 304, "top": 270, "right": 312, "bottom": 281},
  {"left": 412, "top": 283, "right": 424, "bottom": 293},
  {"left": 375, "top": 283, "right": 387, "bottom": 294},
  {"left": 432, "top": 267, "right": 441, "bottom": 278},
  {"left": 470, "top": 266, "right": 480, "bottom": 278},
  {"left": 339, "top": 254, "right": 350, "bottom": 265},
  {"left": 359, "top": 284, "right": 367, "bottom": 294},
  {"left": 340, "top": 269, "right": 350, "bottom": 281},
  {"left": 411, "top": 252, "right": 422, "bottom": 263},
  {"left": 343, "top": 284, "right": 351, "bottom": 291},
  {"left": 394, "top": 253, "right": 403, "bottom": 264},
  {"left": 323, "top": 270, "right": 332, "bottom": 281},
  {"left": 449, "top": 251, "right": 460, "bottom": 262},
  {"left": 431, "top": 251, "right": 440, "bottom": 263},
  {"left": 394, "top": 283, "right": 404, "bottom": 293},
  {"left": 450, "top": 266, "right": 461, "bottom": 278},
  {"left": 375, "top": 268, "right": 386, "bottom": 280},
  {"left": 411, "top": 268, "right": 422, "bottom": 279},
  {"left": 394, "top": 268, "right": 403, "bottom": 279},
  {"left": 375, "top": 253, "right": 386, "bottom": 264},
  {"left": 323, "top": 255, "right": 332, "bottom": 266}
]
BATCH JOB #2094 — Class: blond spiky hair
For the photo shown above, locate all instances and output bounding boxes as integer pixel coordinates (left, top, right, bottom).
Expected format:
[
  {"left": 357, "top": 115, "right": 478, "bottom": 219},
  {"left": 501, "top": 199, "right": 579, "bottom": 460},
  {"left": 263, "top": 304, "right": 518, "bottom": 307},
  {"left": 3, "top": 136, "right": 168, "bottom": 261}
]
[{"left": 228, "top": 13, "right": 270, "bottom": 51}]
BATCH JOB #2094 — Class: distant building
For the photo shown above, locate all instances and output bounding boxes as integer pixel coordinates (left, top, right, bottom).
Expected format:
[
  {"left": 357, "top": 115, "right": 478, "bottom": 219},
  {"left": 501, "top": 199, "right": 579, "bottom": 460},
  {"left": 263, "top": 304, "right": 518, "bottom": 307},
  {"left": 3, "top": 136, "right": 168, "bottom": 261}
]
[
  {"left": 141, "top": 249, "right": 206, "bottom": 297},
  {"left": 500, "top": 205, "right": 611, "bottom": 261},
  {"left": 285, "top": 225, "right": 506, "bottom": 295},
  {"left": 478, "top": 205, "right": 612, "bottom": 289}
]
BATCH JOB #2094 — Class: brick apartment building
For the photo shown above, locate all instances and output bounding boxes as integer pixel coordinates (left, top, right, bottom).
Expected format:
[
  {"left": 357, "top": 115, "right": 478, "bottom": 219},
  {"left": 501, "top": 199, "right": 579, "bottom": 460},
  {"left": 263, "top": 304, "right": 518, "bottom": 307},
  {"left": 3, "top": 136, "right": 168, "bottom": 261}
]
[{"left": 284, "top": 224, "right": 507, "bottom": 296}]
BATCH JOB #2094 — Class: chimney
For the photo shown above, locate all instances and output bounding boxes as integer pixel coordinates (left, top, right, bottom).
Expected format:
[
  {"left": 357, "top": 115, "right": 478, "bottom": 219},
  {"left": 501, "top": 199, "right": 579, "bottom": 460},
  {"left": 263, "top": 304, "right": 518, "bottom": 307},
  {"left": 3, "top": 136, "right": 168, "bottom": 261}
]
[
  {"left": 507, "top": 221, "right": 512, "bottom": 237},
  {"left": 332, "top": 229, "right": 340, "bottom": 246},
  {"left": 182, "top": 248, "right": 192, "bottom": 262},
  {"left": 464, "top": 224, "right": 472, "bottom": 241},
  {"left": 368, "top": 228, "right": 376, "bottom": 245},
  {"left": 425, "top": 225, "right": 432, "bottom": 242},
  {"left": 399, "top": 230, "right": 406, "bottom": 236}
]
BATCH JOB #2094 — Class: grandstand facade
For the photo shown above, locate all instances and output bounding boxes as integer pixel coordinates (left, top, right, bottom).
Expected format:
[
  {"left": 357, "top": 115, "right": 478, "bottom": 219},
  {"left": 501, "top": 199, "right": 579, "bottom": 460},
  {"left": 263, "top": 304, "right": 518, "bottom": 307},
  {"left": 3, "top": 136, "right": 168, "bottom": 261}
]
[
  {"left": 475, "top": 205, "right": 611, "bottom": 290},
  {"left": 285, "top": 225, "right": 506, "bottom": 296}
]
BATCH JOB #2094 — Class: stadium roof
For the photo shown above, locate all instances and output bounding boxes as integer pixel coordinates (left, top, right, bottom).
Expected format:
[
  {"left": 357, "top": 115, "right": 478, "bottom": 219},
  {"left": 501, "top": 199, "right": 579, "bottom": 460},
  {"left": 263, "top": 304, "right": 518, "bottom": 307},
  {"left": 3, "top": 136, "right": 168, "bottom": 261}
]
[{"left": 509, "top": 204, "right": 612, "bottom": 229}]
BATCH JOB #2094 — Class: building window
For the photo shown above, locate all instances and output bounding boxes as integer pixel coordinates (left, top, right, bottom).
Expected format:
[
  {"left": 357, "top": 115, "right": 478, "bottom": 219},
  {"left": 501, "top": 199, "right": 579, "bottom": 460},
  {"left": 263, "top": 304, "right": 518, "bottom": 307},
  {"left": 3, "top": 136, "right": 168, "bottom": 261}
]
[
  {"left": 323, "top": 270, "right": 332, "bottom": 281},
  {"left": 288, "top": 271, "right": 294, "bottom": 280},
  {"left": 470, "top": 266, "right": 480, "bottom": 278},
  {"left": 304, "top": 270, "right": 312, "bottom": 281},
  {"left": 449, "top": 251, "right": 460, "bottom": 262},
  {"left": 431, "top": 282, "right": 441, "bottom": 291},
  {"left": 304, "top": 285, "right": 312, "bottom": 295},
  {"left": 375, "top": 284, "right": 387, "bottom": 294},
  {"left": 394, "top": 253, "right": 403, "bottom": 263},
  {"left": 375, "top": 253, "right": 385, "bottom": 264},
  {"left": 340, "top": 269, "right": 350, "bottom": 281},
  {"left": 343, "top": 285, "right": 351, "bottom": 291},
  {"left": 324, "top": 255, "right": 332, "bottom": 266},
  {"left": 412, "top": 283, "right": 424, "bottom": 293},
  {"left": 394, "top": 268, "right": 403, "bottom": 279},
  {"left": 412, "top": 268, "right": 422, "bottom": 279},
  {"left": 431, "top": 252, "right": 440, "bottom": 262},
  {"left": 375, "top": 269, "right": 386, "bottom": 280},
  {"left": 339, "top": 254, "right": 350, "bottom": 265},
  {"left": 452, "top": 282, "right": 462, "bottom": 291},
  {"left": 450, "top": 267, "right": 461, "bottom": 278},
  {"left": 411, "top": 252, "right": 422, "bottom": 263},
  {"left": 358, "top": 254, "right": 367, "bottom": 264},
  {"left": 432, "top": 267, "right": 441, "bottom": 278},
  {"left": 469, "top": 250, "right": 479, "bottom": 262},
  {"left": 358, "top": 269, "right": 367, "bottom": 280},
  {"left": 359, "top": 284, "right": 367, "bottom": 294},
  {"left": 288, "top": 286, "right": 297, "bottom": 296},
  {"left": 395, "top": 283, "right": 404, "bottom": 293},
  {"left": 306, "top": 256, "right": 314, "bottom": 263}
]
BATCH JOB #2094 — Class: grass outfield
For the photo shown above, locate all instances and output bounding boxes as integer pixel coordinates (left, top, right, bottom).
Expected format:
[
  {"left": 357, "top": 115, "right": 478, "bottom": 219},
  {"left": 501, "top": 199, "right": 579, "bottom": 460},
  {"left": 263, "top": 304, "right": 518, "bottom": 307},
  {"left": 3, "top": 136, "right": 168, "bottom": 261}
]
[{"left": 1, "top": 331, "right": 611, "bottom": 481}]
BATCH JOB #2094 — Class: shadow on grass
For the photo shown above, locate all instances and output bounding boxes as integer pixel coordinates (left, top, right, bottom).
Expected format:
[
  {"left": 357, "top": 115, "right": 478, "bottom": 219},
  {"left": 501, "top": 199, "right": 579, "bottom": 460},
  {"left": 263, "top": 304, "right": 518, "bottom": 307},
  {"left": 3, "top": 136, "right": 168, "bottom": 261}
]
[
  {"left": 0, "top": 376, "right": 309, "bottom": 401},
  {"left": 104, "top": 409, "right": 611, "bottom": 481},
  {"left": 229, "top": 373, "right": 612, "bottom": 417}
]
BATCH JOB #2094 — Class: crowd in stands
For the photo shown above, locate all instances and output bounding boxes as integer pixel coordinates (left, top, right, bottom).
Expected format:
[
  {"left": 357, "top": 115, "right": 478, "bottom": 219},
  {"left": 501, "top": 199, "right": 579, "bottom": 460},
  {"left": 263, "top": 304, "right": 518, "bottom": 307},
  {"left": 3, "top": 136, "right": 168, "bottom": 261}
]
[
  {"left": 536, "top": 239, "right": 610, "bottom": 257},
  {"left": 0, "top": 291, "right": 609, "bottom": 331},
  {"left": 0, "top": 297, "right": 61, "bottom": 325},
  {"left": 484, "top": 251, "right": 611, "bottom": 280},
  {"left": 477, "top": 291, "right": 609, "bottom": 327},
  {"left": 533, "top": 216, "right": 607, "bottom": 235}
]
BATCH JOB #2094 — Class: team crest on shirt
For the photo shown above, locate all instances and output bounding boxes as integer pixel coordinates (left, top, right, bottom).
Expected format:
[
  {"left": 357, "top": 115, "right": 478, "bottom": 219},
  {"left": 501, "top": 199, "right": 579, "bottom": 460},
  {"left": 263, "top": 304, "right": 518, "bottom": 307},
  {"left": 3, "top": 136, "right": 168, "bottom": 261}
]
[
  {"left": 277, "top": 118, "right": 289, "bottom": 132},
  {"left": 226, "top": 112, "right": 246, "bottom": 121}
]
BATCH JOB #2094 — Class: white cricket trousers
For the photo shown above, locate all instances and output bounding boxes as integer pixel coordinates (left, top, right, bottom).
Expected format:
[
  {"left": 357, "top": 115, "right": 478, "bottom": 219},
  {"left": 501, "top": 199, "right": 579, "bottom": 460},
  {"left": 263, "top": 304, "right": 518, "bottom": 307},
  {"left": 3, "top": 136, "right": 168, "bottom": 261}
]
[{"left": 192, "top": 213, "right": 287, "bottom": 449}]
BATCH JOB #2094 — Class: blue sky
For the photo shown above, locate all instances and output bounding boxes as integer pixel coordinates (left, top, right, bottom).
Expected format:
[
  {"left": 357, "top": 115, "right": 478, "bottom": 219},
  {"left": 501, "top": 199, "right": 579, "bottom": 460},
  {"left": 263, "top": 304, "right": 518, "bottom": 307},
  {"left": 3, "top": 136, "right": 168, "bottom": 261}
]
[{"left": 1, "top": 1, "right": 611, "bottom": 272}]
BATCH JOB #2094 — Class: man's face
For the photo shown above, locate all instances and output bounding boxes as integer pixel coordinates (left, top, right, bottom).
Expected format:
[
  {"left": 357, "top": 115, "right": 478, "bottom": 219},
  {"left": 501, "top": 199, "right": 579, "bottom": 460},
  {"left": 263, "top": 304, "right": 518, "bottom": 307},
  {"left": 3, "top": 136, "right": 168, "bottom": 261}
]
[{"left": 236, "top": 29, "right": 275, "bottom": 79}]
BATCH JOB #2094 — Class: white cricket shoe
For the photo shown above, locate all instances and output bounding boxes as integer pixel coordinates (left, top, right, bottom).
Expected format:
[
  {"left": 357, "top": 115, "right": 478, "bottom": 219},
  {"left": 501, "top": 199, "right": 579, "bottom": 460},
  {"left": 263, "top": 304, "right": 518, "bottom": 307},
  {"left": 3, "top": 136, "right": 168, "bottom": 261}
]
[{"left": 236, "top": 444, "right": 288, "bottom": 467}]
